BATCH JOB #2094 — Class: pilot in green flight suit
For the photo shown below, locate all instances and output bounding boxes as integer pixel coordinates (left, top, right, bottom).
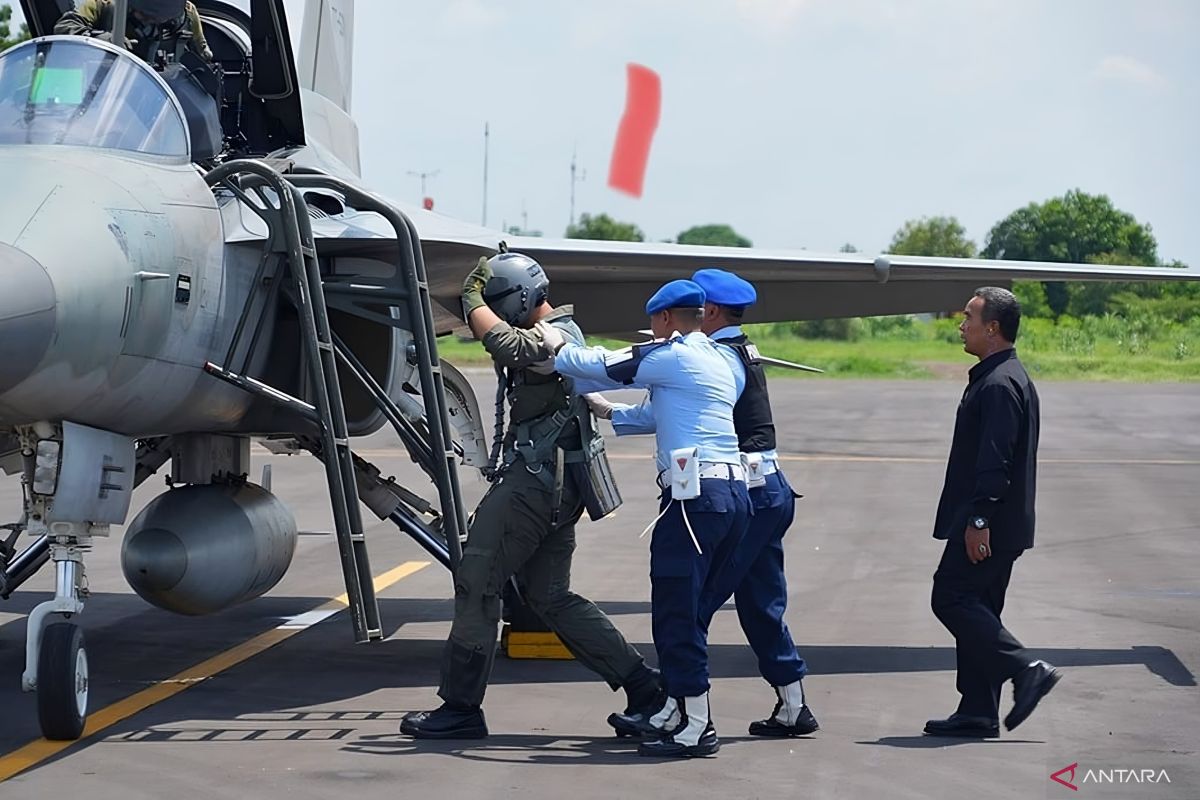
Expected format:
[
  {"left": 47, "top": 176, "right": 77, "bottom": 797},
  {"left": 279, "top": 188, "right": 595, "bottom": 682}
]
[
  {"left": 400, "top": 253, "right": 661, "bottom": 739},
  {"left": 55, "top": 0, "right": 213, "bottom": 64}
]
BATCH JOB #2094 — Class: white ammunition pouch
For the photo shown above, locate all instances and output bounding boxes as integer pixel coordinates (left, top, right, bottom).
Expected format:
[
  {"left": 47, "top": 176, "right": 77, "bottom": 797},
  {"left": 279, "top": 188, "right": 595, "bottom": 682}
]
[
  {"left": 741, "top": 451, "right": 766, "bottom": 488},
  {"left": 668, "top": 446, "right": 702, "bottom": 501}
]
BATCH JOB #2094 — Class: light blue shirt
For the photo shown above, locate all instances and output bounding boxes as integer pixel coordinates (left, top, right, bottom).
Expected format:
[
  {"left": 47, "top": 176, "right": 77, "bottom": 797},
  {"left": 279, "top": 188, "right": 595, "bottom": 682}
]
[
  {"left": 554, "top": 331, "right": 741, "bottom": 472},
  {"left": 709, "top": 324, "right": 780, "bottom": 464}
]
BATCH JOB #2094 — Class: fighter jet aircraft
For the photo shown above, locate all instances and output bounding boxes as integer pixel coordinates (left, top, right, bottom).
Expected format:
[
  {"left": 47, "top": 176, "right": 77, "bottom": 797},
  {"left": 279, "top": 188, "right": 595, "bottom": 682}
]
[{"left": 0, "top": 0, "right": 1194, "bottom": 742}]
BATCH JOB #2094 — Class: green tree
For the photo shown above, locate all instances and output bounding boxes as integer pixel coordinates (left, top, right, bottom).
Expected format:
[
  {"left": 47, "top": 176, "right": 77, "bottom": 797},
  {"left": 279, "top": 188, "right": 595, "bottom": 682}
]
[
  {"left": 676, "top": 223, "right": 751, "bottom": 248},
  {"left": 1012, "top": 281, "right": 1052, "bottom": 318},
  {"left": 566, "top": 212, "right": 644, "bottom": 242},
  {"left": 887, "top": 216, "right": 977, "bottom": 257},
  {"left": 839, "top": 243, "right": 859, "bottom": 253},
  {"left": 981, "top": 190, "right": 1158, "bottom": 316},
  {"left": 0, "top": 4, "right": 31, "bottom": 52}
]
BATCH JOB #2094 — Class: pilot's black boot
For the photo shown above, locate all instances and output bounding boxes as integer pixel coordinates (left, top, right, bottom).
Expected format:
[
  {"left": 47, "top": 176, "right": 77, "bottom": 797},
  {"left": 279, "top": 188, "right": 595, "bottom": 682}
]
[
  {"left": 399, "top": 703, "right": 488, "bottom": 739},
  {"left": 638, "top": 693, "right": 719, "bottom": 758},
  {"left": 608, "top": 665, "right": 665, "bottom": 738},
  {"left": 748, "top": 681, "right": 819, "bottom": 737},
  {"left": 401, "top": 640, "right": 491, "bottom": 739}
]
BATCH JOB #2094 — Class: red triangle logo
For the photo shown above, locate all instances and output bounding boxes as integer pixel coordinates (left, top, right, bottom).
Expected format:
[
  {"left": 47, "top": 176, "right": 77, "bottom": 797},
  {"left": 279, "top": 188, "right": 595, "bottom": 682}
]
[
  {"left": 1050, "top": 763, "right": 1078, "bottom": 791},
  {"left": 676, "top": 457, "right": 688, "bottom": 471}
]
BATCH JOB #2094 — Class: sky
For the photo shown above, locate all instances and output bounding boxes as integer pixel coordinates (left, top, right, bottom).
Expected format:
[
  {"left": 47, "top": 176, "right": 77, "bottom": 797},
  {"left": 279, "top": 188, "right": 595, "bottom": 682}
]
[{"left": 17, "top": 1, "right": 1200, "bottom": 263}]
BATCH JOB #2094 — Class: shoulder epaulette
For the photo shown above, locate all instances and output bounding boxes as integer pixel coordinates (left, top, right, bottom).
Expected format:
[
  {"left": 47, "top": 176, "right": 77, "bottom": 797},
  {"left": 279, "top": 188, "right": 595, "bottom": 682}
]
[{"left": 604, "top": 340, "right": 670, "bottom": 385}]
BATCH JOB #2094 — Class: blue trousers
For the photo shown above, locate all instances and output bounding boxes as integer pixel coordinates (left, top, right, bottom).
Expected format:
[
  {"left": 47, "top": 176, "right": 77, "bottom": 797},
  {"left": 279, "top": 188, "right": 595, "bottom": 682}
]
[
  {"left": 700, "top": 471, "right": 807, "bottom": 686},
  {"left": 650, "top": 475, "right": 750, "bottom": 698}
]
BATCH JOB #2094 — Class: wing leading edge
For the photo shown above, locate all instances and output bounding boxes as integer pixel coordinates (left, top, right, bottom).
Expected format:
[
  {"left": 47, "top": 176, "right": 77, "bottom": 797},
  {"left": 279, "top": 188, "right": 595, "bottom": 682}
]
[{"left": 419, "top": 231, "right": 1199, "bottom": 335}]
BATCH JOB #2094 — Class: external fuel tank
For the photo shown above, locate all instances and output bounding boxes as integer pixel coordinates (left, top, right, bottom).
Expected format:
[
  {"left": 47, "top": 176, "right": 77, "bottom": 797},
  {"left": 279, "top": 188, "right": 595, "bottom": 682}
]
[{"left": 121, "top": 482, "right": 297, "bottom": 615}]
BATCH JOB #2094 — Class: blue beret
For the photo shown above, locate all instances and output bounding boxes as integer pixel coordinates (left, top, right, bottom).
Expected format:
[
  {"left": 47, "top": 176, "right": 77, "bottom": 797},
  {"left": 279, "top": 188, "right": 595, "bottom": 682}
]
[
  {"left": 691, "top": 268, "right": 757, "bottom": 307},
  {"left": 645, "top": 279, "right": 706, "bottom": 315}
]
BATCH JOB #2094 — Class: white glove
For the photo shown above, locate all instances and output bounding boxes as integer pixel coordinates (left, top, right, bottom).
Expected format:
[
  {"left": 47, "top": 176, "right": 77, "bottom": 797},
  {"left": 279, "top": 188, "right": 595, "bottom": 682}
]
[
  {"left": 584, "top": 393, "right": 614, "bottom": 420},
  {"left": 535, "top": 320, "right": 566, "bottom": 356}
]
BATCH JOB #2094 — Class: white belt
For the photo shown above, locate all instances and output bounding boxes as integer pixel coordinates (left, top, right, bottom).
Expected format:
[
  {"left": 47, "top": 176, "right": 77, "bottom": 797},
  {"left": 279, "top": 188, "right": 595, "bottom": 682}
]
[
  {"left": 645, "top": 461, "right": 746, "bottom": 556},
  {"left": 658, "top": 461, "right": 745, "bottom": 485}
]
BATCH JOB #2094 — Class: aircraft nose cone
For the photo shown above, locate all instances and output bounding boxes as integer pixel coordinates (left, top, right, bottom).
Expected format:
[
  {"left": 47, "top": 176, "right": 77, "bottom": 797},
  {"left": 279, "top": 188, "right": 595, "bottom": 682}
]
[{"left": 0, "top": 243, "right": 56, "bottom": 395}]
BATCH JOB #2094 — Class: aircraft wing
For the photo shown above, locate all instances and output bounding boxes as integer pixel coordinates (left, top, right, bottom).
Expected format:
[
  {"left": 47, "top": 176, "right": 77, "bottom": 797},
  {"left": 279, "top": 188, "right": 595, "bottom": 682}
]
[
  {"left": 492, "top": 236, "right": 1198, "bottom": 335},
  {"left": 227, "top": 192, "right": 1199, "bottom": 336}
]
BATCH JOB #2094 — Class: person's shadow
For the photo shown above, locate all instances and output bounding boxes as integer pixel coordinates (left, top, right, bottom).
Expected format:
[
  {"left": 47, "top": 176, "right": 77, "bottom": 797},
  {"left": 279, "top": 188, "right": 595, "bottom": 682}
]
[
  {"left": 342, "top": 732, "right": 768, "bottom": 765},
  {"left": 858, "top": 735, "right": 1043, "bottom": 749}
]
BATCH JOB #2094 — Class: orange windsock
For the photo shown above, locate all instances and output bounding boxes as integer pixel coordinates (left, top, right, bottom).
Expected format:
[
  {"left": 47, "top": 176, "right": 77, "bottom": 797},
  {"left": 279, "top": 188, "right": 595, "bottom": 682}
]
[{"left": 608, "top": 64, "right": 661, "bottom": 198}]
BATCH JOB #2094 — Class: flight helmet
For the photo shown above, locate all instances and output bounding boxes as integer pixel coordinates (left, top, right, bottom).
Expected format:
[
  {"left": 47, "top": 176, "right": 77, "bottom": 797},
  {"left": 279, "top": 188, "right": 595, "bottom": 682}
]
[
  {"left": 482, "top": 252, "right": 550, "bottom": 327},
  {"left": 129, "top": 0, "right": 186, "bottom": 23}
]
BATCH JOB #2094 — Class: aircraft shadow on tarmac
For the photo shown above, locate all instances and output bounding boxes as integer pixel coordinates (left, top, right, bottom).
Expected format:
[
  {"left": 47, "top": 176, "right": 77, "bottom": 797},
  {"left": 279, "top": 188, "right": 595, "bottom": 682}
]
[
  {"left": 1, "top": 593, "right": 1194, "bottom": 690},
  {"left": 0, "top": 594, "right": 1194, "bottom": 690}
]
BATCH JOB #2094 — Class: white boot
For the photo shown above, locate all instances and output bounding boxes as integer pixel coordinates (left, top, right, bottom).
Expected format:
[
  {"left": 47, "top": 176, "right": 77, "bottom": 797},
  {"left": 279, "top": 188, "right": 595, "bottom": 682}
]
[
  {"left": 774, "top": 681, "right": 805, "bottom": 725},
  {"left": 639, "top": 692, "right": 719, "bottom": 757},
  {"left": 749, "top": 680, "right": 819, "bottom": 737},
  {"left": 648, "top": 696, "right": 680, "bottom": 732}
]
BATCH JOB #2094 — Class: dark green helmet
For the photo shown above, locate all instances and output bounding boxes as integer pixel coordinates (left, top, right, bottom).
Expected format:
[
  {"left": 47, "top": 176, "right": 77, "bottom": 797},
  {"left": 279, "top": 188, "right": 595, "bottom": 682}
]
[
  {"left": 129, "top": 0, "right": 185, "bottom": 22},
  {"left": 482, "top": 252, "right": 550, "bottom": 327}
]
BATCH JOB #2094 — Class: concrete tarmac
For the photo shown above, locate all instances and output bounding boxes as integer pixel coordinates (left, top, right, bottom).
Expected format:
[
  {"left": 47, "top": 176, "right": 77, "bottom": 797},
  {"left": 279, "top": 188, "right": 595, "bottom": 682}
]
[{"left": 0, "top": 378, "right": 1197, "bottom": 798}]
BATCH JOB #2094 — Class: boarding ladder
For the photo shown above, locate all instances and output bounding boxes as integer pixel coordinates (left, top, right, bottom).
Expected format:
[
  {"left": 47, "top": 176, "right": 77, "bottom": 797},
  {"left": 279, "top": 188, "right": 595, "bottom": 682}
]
[{"left": 201, "top": 160, "right": 469, "bottom": 643}]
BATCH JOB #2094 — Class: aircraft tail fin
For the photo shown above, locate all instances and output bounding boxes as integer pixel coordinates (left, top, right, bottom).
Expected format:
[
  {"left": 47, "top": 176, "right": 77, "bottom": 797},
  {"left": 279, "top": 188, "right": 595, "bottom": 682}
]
[{"left": 299, "top": 0, "right": 354, "bottom": 113}]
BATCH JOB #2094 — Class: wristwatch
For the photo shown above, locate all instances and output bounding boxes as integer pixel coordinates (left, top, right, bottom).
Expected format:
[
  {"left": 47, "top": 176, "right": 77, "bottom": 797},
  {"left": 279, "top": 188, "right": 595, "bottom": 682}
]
[{"left": 970, "top": 516, "right": 989, "bottom": 530}]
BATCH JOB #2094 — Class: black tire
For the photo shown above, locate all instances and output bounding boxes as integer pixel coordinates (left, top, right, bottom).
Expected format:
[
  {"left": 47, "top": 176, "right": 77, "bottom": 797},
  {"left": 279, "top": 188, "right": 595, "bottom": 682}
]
[{"left": 37, "top": 622, "right": 88, "bottom": 741}]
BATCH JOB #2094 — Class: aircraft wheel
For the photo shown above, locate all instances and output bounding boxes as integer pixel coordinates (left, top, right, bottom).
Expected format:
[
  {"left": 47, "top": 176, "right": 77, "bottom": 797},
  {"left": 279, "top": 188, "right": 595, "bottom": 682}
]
[{"left": 37, "top": 622, "right": 88, "bottom": 740}]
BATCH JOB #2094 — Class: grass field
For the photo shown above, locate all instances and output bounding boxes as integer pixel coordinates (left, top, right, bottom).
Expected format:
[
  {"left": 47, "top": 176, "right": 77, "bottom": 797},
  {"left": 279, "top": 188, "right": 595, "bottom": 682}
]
[{"left": 433, "top": 315, "right": 1200, "bottom": 381}]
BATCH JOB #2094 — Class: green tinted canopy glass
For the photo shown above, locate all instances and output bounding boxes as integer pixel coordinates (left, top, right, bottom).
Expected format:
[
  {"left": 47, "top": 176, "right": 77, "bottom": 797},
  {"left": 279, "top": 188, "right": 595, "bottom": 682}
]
[{"left": 30, "top": 66, "right": 84, "bottom": 105}]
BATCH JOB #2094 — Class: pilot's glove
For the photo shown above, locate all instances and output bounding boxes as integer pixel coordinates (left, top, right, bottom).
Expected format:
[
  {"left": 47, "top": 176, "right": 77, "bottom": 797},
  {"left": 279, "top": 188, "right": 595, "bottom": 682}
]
[
  {"left": 461, "top": 256, "right": 492, "bottom": 320},
  {"left": 583, "top": 393, "right": 614, "bottom": 420},
  {"left": 534, "top": 320, "right": 566, "bottom": 356}
]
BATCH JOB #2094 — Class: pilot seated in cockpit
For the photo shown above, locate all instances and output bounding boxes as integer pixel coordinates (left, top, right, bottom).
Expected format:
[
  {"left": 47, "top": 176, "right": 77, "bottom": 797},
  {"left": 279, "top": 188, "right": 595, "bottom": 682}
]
[
  {"left": 57, "top": 0, "right": 226, "bottom": 163},
  {"left": 54, "top": 0, "right": 213, "bottom": 65}
]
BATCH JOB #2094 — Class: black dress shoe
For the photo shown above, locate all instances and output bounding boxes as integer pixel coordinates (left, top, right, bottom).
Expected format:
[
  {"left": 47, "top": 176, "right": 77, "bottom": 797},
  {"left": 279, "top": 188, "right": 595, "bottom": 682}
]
[
  {"left": 749, "top": 704, "right": 820, "bottom": 737},
  {"left": 637, "top": 724, "right": 720, "bottom": 758},
  {"left": 399, "top": 703, "right": 488, "bottom": 739},
  {"left": 923, "top": 713, "right": 1000, "bottom": 738},
  {"left": 1005, "top": 660, "right": 1061, "bottom": 731}
]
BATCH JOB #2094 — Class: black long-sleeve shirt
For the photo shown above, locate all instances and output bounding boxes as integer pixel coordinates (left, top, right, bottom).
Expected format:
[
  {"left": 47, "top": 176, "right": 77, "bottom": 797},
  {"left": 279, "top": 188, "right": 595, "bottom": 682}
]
[{"left": 933, "top": 349, "right": 1040, "bottom": 551}]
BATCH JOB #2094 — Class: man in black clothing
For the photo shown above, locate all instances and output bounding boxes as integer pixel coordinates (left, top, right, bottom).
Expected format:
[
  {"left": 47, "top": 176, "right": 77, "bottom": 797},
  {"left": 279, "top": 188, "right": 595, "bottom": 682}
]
[{"left": 925, "top": 287, "right": 1060, "bottom": 739}]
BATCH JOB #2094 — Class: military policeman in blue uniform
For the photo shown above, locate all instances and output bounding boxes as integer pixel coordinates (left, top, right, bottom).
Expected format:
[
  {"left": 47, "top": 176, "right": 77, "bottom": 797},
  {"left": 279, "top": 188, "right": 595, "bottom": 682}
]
[
  {"left": 539, "top": 279, "right": 751, "bottom": 758},
  {"left": 693, "top": 268, "right": 818, "bottom": 737}
]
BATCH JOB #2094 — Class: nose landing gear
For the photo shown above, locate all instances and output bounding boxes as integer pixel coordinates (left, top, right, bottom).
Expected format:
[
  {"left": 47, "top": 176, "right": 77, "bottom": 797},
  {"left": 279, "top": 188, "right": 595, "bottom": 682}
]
[
  {"left": 37, "top": 621, "right": 89, "bottom": 740},
  {"left": 22, "top": 544, "right": 91, "bottom": 740}
]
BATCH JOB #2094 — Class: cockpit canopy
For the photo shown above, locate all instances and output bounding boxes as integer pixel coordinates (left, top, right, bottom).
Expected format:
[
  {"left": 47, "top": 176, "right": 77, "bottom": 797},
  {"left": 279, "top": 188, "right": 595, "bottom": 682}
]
[
  {"left": 0, "top": 37, "right": 189, "bottom": 159},
  {"left": 15, "top": 0, "right": 306, "bottom": 160}
]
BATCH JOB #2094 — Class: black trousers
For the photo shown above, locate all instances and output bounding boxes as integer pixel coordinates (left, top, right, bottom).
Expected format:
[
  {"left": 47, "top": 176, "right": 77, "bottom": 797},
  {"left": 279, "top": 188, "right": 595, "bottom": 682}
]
[{"left": 931, "top": 539, "right": 1032, "bottom": 719}]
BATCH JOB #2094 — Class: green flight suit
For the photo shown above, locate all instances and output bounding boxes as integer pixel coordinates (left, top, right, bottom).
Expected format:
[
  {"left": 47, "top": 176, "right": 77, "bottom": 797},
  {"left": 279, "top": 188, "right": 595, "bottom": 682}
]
[
  {"left": 438, "top": 305, "right": 645, "bottom": 708},
  {"left": 55, "top": 0, "right": 213, "bottom": 63}
]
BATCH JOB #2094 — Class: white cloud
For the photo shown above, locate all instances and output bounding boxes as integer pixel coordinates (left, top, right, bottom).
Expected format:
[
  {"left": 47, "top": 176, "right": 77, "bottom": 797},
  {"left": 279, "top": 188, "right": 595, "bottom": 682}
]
[{"left": 1093, "top": 55, "right": 1168, "bottom": 92}]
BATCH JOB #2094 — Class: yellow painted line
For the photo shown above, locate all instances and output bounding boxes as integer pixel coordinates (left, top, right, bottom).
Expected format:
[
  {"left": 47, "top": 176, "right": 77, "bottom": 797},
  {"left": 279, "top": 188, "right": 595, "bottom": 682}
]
[{"left": 0, "top": 561, "right": 430, "bottom": 783}]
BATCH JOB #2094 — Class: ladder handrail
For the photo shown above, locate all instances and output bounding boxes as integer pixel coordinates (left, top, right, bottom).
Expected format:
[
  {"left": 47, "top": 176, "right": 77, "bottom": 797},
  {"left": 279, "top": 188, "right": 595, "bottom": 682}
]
[
  {"left": 204, "top": 159, "right": 382, "bottom": 643},
  {"left": 283, "top": 170, "right": 468, "bottom": 573}
]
